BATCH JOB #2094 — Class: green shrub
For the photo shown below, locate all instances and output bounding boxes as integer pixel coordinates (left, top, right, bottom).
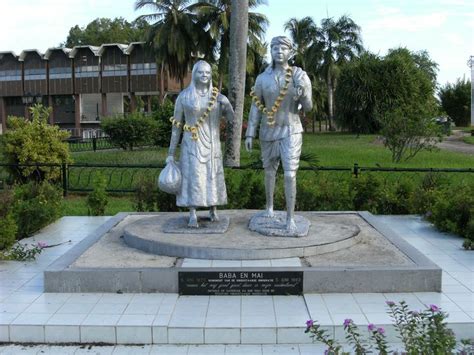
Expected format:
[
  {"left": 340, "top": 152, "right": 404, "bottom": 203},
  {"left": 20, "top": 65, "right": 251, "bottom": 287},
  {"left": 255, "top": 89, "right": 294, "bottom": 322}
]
[
  {"left": 156, "top": 189, "right": 179, "bottom": 212},
  {"left": 151, "top": 99, "right": 173, "bottom": 147},
  {"left": 87, "top": 174, "right": 109, "bottom": 216},
  {"left": 350, "top": 174, "right": 383, "bottom": 213},
  {"left": 135, "top": 177, "right": 156, "bottom": 212},
  {"left": 12, "top": 181, "right": 62, "bottom": 239},
  {"left": 378, "top": 179, "right": 414, "bottom": 214},
  {"left": 1, "top": 104, "right": 71, "bottom": 182},
  {"left": 429, "top": 184, "right": 474, "bottom": 242},
  {"left": 0, "top": 190, "right": 17, "bottom": 250},
  {"left": 297, "top": 175, "right": 351, "bottom": 211},
  {"left": 101, "top": 112, "right": 156, "bottom": 150}
]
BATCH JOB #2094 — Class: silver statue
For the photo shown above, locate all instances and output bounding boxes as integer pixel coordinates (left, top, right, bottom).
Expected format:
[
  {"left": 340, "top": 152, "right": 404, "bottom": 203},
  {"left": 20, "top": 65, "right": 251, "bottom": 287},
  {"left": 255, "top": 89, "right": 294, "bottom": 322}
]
[
  {"left": 167, "top": 60, "right": 234, "bottom": 228},
  {"left": 245, "top": 36, "right": 313, "bottom": 233}
]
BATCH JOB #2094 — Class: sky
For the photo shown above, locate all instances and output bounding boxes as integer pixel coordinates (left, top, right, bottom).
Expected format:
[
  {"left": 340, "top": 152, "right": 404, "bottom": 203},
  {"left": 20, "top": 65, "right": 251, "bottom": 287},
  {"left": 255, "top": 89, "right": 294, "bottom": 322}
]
[{"left": 0, "top": 0, "right": 472, "bottom": 87}]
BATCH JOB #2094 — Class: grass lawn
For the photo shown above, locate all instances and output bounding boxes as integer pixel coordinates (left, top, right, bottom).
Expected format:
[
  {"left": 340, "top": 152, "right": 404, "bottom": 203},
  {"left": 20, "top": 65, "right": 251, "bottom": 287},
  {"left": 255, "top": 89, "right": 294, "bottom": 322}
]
[
  {"left": 71, "top": 133, "right": 474, "bottom": 169},
  {"left": 463, "top": 136, "right": 474, "bottom": 145},
  {"left": 61, "top": 194, "right": 136, "bottom": 216}
]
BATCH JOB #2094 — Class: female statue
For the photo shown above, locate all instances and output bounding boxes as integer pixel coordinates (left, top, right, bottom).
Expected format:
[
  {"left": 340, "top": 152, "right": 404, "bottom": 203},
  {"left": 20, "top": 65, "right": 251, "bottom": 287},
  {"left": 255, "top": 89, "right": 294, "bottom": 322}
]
[{"left": 166, "top": 60, "right": 234, "bottom": 228}]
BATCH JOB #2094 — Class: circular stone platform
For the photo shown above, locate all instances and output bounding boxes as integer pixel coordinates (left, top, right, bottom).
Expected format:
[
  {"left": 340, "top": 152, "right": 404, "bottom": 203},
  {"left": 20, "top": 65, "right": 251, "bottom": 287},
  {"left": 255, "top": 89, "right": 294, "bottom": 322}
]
[
  {"left": 123, "top": 211, "right": 361, "bottom": 260},
  {"left": 248, "top": 211, "right": 310, "bottom": 237}
]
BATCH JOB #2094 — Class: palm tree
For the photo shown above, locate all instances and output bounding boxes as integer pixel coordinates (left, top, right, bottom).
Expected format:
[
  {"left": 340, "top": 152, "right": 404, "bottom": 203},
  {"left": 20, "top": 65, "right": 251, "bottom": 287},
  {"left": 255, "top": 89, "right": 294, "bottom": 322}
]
[
  {"left": 135, "top": 0, "right": 211, "bottom": 93},
  {"left": 192, "top": 0, "right": 268, "bottom": 91},
  {"left": 283, "top": 16, "right": 317, "bottom": 70},
  {"left": 311, "top": 15, "right": 363, "bottom": 130}
]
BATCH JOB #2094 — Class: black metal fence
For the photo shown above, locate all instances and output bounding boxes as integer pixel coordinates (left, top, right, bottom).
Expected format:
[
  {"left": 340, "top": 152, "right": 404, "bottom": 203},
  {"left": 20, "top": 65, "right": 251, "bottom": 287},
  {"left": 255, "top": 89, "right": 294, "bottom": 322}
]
[
  {"left": 67, "top": 137, "right": 118, "bottom": 152},
  {"left": 0, "top": 162, "right": 473, "bottom": 196}
]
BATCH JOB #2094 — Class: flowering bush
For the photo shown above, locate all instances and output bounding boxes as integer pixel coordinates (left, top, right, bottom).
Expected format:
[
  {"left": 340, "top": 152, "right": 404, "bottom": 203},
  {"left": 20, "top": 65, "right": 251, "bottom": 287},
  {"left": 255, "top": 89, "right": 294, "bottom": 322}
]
[{"left": 305, "top": 301, "right": 467, "bottom": 354}]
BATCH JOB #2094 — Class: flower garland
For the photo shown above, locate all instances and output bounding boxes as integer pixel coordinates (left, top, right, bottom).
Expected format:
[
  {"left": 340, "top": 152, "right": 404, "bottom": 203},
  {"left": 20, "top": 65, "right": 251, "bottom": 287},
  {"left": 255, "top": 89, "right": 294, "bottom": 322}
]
[
  {"left": 169, "top": 87, "right": 219, "bottom": 140},
  {"left": 249, "top": 67, "right": 292, "bottom": 126}
]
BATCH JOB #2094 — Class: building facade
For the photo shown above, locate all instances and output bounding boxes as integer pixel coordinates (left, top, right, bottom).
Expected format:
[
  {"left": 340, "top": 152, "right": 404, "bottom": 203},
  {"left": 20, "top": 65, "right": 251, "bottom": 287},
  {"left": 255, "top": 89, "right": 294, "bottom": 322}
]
[{"left": 0, "top": 43, "right": 190, "bottom": 137}]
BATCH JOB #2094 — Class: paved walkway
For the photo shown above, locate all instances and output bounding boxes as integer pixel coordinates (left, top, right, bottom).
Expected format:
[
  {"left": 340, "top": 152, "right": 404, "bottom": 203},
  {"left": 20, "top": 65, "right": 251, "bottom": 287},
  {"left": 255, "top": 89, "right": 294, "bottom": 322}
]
[
  {"left": 438, "top": 129, "right": 474, "bottom": 155},
  {"left": 0, "top": 215, "right": 473, "bottom": 354}
]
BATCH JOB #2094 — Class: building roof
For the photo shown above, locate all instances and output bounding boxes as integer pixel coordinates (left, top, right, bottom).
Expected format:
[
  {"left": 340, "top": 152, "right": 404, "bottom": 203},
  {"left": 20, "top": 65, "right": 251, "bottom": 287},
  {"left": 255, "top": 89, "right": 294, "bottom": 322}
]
[
  {"left": 44, "top": 47, "right": 72, "bottom": 60},
  {"left": 0, "top": 51, "right": 19, "bottom": 60},
  {"left": 69, "top": 45, "right": 100, "bottom": 58},
  {"left": 124, "top": 42, "right": 147, "bottom": 54},
  {"left": 98, "top": 43, "right": 128, "bottom": 56},
  {"left": 19, "top": 49, "right": 44, "bottom": 61}
]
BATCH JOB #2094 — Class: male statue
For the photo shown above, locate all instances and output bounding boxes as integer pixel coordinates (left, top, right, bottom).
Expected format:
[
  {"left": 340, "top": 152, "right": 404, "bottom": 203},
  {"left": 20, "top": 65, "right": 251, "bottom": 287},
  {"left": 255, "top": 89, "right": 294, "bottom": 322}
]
[{"left": 245, "top": 36, "right": 312, "bottom": 232}]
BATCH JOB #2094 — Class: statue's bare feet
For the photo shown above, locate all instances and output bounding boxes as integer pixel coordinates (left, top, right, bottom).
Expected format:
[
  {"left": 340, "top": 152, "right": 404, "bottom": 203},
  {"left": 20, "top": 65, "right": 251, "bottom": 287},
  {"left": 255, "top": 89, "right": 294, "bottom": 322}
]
[
  {"left": 188, "top": 216, "right": 199, "bottom": 228},
  {"left": 286, "top": 218, "right": 297, "bottom": 232},
  {"left": 262, "top": 208, "right": 275, "bottom": 218},
  {"left": 209, "top": 208, "right": 219, "bottom": 222}
]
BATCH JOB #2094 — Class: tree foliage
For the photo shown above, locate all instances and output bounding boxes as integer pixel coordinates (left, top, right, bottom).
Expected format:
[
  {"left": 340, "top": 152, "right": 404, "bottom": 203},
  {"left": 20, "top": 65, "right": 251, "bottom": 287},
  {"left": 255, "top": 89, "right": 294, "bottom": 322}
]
[
  {"left": 1, "top": 104, "right": 71, "bottom": 182},
  {"left": 438, "top": 77, "right": 471, "bottom": 127},
  {"left": 63, "top": 17, "right": 149, "bottom": 47}
]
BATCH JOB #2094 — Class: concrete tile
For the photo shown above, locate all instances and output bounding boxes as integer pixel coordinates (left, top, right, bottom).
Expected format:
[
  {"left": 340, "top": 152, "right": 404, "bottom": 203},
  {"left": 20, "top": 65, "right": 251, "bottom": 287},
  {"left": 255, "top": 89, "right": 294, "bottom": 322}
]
[
  {"left": 117, "top": 315, "right": 155, "bottom": 326},
  {"left": 124, "top": 302, "right": 160, "bottom": 315},
  {"left": 33, "top": 293, "right": 72, "bottom": 304},
  {"left": 152, "top": 325, "right": 167, "bottom": 344},
  {"left": 57, "top": 302, "right": 95, "bottom": 314},
  {"left": 224, "top": 345, "right": 263, "bottom": 355},
  {"left": 130, "top": 293, "right": 165, "bottom": 305},
  {"left": 0, "top": 313, "right": 18, "bottom": 325},
  {"left": 204, "top": 328, "right": 240, "bottom": 344},
  {"left": 112, "top": 345, "right": 153, "bottom": 354},
  {"left": 277, "top": 327, "right": 312, "bottom": 344},
  {"left": 116, "top": 326, "right": 152, "bottom": 344},
  {"left": 211, "top": 260, "right": 242, "bottom": 267},
  {"left": 67, "top": 293, "right": 102, "bottom": 304},
  {"left": 98, "top": 294, "right": 134, "bottom": 304},
  {"left": 82, "top": 314, "right": 121, "bottom": 326},
  {"left": 0, "top": 325, "right": 9, "bottom": 342},
  {"left": 23, "top": 302, "right": 62, "bottom": 314},
  {"left": 241, "top": 260, "right": 272, "bottom": 267},
  {"left": 11, "top": 313, "right": 51, "bottom": 325},
  {"left": 299, "top": 344, "right": 331, "bottom": 355},
  {"left": 241, "top": 315, "right": 276, "bottom": 328},
  {"left": 9, "top": 325, "right": 44, "bottom": 342},
  {"left": 90, "top": 303, "right": 127, "bottom": 315},
  {"left": 262, "top": 344, "right": 300, "bottom": 354},
  {"left": 181, "top": 259, "right": 212, "bottom": 267},
  {"left": 81, "top": 326, "right": 116, "bottom": 344},
  {"left": 149, "top": 345, "right": 189, "bottom": 354},
  {"left": 0, "top": 303, "right": 29, "bottom": 313},
  {"left": 45, "top": 325, "right": 80, "bottom": 343},
  {"left": 47, "top": 313, "right": 88, "bottom": 326},
  {"left": 331, "top": 313, "right": 368, "bottom": 326},
  {"left": 241, "top": 328, "right": 276, "bottom": 344},
  {"left": 352, "top": 293, "right": 387, "bottom": 304},
  {"left": 187, "top": 345, "right": 225, "bottom": 355},
  {"left": 270, "top": 258, "right": 301, "bottom": 267},
  {"left": 168, "top": 327, "right": 204, "bottom": 344}
]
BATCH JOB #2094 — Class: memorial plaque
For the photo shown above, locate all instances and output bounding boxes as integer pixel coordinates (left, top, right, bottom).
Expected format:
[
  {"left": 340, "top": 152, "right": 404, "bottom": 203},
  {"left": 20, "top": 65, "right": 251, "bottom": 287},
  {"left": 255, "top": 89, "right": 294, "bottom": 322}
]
[{"left": 179, "top": 271, "right": 303, "bottom": 295}]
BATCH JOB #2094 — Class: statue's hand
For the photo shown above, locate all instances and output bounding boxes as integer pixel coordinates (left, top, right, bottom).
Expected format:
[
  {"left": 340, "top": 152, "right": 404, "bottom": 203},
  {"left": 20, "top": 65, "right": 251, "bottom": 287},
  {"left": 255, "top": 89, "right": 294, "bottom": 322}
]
[
  {"left": 293, "top": 85, "right": 304, "bottom": 101},
  {"left": 165, "top": 155, "right": 174, "bottom": 164},
  {"left": 245, "top": 137, "right": 253, "bottom": 152}
]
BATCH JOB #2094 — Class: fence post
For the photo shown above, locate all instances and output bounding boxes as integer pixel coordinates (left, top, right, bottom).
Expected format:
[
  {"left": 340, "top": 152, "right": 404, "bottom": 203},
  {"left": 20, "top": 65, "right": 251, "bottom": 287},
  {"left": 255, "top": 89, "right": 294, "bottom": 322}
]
[
  {"left": 62, "top": 163, "right": 68, "bottom": 197},
  {"left": 353, "top": 163, "right": 359, "bottom": 178},
  {"left": 92, "top": 137, "right": 97, "bottom": 152}
]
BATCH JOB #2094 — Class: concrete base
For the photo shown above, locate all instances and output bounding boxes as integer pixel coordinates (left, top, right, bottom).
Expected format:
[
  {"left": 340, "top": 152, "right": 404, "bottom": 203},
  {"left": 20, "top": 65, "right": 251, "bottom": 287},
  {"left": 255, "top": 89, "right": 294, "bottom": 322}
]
[{"left": 44, "top": 211, "right": 442, "bottom": 293}]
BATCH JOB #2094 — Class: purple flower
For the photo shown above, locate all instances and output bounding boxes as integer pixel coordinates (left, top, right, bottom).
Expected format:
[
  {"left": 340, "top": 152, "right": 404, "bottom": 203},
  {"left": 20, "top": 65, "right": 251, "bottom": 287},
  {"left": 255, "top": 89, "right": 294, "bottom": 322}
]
[
  {"left": 306, "top": 319, "right": 314, "bottom": 328},
  {"left": 410, "top": 310, "right": 420, "bottom": 316},
  {"left": 429, "top": 304, "right": 439, "bottom": 312},
  {"left": 37, "top": 241, "right": 48, "bottom": 249},
  {"left": 377, "top": 327, "right": 385, "bottom": 335},
  {"left": 343, "top": 318, "right": 353, "bottom": 327},
  {"left": 368, "top": 323, "right": 376, "bottom": 331},
  {"left": 386, "top": 301, "right": 395, "bottom": 307}
]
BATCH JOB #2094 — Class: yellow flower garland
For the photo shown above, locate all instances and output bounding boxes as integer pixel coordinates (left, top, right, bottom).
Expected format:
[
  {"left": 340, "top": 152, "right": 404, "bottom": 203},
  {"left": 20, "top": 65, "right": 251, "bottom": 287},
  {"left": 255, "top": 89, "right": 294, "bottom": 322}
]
[
  {"left": 169, "top": 87, "right": 219, "bottom": 140},
  {"left": 250, "top": 67, "right": 292, "bottom": 126}
]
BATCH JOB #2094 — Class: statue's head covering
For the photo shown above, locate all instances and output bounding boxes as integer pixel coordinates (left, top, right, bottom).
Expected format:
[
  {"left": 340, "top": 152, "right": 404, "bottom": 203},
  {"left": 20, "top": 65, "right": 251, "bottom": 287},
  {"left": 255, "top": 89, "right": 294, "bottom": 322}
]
[
  {"left": 270, "top": 36, "right": 293, "bottom": 50},
  {"left": 182, "top": 60, "right": 214, "bottom": 110},
  {"left": 270, "top": 36, "right": 294, "bottom": 69}
]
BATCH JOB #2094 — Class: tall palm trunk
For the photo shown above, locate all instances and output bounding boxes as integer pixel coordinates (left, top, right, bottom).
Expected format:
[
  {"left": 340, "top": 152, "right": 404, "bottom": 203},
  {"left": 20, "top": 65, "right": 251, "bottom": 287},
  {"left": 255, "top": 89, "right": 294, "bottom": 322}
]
[
  {"left": 225, "top": 0, "right": 248, "bottom": 167},
  {"left": 327, "top": 70, "right": 334, "bottom": 131},
  {"left": 159, "top": 62, "right": 166, "bottom": 104}
]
